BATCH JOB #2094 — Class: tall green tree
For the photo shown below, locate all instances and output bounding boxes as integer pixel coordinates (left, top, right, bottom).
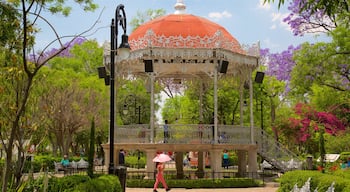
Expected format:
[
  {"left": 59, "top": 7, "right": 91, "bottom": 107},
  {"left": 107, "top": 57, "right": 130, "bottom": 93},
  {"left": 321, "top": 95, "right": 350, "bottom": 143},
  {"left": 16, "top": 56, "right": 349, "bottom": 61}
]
[
  {"left": 0, "top": 1, "right": 97, "bottom": 191},
  {"left": 129, "top": 8, "right": 166, "bottom": 31},
  {"left": 291, "top": 27, "right": 350, "bottom": 97},
  {"left": 87, "top": 117, "right": 95, "bottom": 178}
]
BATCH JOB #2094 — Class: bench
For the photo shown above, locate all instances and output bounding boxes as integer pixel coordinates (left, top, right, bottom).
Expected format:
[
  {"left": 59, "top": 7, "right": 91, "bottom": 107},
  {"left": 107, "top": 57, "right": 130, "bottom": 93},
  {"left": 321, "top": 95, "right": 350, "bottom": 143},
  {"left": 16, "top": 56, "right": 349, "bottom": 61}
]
[{"left": 54, "top": 158, "right": 89, "bottom": 175}]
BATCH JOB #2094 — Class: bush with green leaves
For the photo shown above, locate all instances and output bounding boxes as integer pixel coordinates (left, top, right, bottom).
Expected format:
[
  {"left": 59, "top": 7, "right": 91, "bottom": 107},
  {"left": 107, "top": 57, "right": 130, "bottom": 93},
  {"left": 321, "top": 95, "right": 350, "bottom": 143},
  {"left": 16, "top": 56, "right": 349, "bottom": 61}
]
[
  {"left": 125, "top": 155, "right": 146, "bottom": 168},
  {"left": 22, "top": 174, "right": 122, "bottom": 192},
  {"left": 339, "top": 152, "right": 350, "bottom": 162},
  {"left": 278, "top": 170, "right": 350, "bottom": 192},
  {"left": 71, "top": 175, "right": 121, "bottom": 192}
]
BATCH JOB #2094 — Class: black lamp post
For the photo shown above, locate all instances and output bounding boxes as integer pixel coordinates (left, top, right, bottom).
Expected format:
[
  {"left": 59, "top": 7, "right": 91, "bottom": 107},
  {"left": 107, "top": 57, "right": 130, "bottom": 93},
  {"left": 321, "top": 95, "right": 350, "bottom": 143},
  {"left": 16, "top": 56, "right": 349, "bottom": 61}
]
[
  {"left": 255, "top": 71, "right": 265, "bottom": 153},
  {"left": 98, "top": 4, "right": 130, "bottom": 174},
  {"left": 254, "top": 71, "right": 265, "bottom": 130},
  {"left": 109, "top": 4, "right": 130, "bottom": 174}
]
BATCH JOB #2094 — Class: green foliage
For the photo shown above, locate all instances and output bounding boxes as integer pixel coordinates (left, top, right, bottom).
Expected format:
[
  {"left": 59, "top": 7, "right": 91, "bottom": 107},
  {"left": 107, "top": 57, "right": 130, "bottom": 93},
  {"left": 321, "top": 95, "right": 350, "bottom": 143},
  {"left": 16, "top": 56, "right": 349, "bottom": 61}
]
[
  {"left": 291, "top": 37, "right": 349, "bottom": 96},
  {"left": 126, "top": 178, "right": 261, "bottom": 188},
  {"left": 23, "top": 155, "right": 59, "bottom": 173},
  {"left": 72, "top": 175, "right": 121, "bottom": 192},
  {"left": 22, "top": 174, "right": 121, "bottom": 192},
  {"left": 278, "top": 170, "right": 350, "bottom": 192},
  {"left": 125, "top": 155, "right": 146, "bottom": 169},
  {"left": 129, "top": 8, "right": 166, "bottom": 31},
  {"left": 49, "top": 40, "right": 103, "bottom": 75},
  {"left": 339, "top": 152, "right": 350, "bottom": 162},
  {"left": 47, "top": 175, "right": 91, "bottom": 192},
  {"left": 0, "top": 2, "right": 20, "bottom": 49},
  {"left": 87, "top": 118, "right": 95, "bottom": 178}
]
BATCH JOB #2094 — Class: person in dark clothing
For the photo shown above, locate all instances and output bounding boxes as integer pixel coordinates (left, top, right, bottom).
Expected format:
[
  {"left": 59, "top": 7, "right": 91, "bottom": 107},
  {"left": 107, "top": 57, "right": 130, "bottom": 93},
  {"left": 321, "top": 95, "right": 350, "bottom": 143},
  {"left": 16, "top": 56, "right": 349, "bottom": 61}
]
[
  {"left": 119, "top": 149, "right": 125, "bottom": 165},
  {"left": 163, "top": 120, "right": 169, "bottom": 143}
]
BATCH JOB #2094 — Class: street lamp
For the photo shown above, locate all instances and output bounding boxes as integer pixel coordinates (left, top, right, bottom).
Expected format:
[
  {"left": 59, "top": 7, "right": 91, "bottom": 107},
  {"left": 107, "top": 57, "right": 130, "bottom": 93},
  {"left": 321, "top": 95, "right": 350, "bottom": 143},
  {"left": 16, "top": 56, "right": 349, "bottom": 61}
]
[
  {"left": 97, "top": 4, "right": 130, "bottom": 174},
  {"left": 255, "top": 71, "right": 265, "bottom": 153},
  {"left": 254, "top": 71, "right": 265, "bottom": 130}
]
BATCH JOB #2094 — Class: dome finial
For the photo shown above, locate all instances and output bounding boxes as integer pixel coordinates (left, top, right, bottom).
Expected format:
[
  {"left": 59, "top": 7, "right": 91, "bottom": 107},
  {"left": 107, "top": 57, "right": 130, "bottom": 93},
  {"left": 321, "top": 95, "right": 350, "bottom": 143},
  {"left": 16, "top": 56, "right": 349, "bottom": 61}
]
[{"left": 174, "top": 0, "right": 186, "bottom": 14}]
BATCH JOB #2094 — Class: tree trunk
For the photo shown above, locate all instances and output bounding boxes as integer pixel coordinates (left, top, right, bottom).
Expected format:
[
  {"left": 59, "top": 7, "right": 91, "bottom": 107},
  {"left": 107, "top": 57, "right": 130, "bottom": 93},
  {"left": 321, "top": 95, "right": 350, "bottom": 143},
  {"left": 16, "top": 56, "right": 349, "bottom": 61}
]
[{"left": 2, "top": 121, "right": 16, "bottom": 192}]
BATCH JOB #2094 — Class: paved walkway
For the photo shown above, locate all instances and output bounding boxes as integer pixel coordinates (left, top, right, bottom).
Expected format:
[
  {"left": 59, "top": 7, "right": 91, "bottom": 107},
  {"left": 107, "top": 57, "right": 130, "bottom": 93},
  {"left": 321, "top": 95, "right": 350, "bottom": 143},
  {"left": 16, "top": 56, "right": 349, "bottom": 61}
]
[
  {"left": 126, "top": 182, "right": 279, "bottom": 192},
  {"left": 126, "top": 187, "right": 278, "bottom": 192}
]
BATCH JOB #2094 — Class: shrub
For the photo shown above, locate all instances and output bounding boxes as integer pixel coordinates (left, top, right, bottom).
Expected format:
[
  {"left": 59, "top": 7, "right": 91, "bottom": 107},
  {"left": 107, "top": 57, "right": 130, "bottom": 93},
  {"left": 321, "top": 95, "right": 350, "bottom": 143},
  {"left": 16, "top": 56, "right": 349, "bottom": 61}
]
[
  {"left": 340, "top": 152, "right": 350, "bottom": 162},
  {"left": 278, "top": 170, "right": 350, "bottom": 192},
  {"left": 72, "top": 175, "right": 121, "bottom": 192},
  {"left": 23, "top": 174, "right": 122, "bottom": 192},
  {"left": 125, "top": 155, "right": 146, "bottom": 168},
  {"left": 48, "top": 175, "right": 91, "bottom": 192}
]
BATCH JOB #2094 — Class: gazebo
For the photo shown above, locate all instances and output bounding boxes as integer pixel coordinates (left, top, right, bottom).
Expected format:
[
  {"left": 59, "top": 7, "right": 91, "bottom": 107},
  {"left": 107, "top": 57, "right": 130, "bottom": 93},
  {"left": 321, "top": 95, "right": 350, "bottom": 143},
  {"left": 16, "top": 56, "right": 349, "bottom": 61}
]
[{"left": 102, "top": 0, "right": 264, "bottom": 178}]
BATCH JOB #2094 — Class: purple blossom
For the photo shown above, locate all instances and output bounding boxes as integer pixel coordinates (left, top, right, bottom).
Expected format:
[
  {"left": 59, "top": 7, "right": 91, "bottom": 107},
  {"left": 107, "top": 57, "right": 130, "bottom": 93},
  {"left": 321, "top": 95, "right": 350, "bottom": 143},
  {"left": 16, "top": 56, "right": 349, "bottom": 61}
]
[
  {"left": 260, "top": 45, "right": 300, "bottom": 92},
  {"left": 29, "top": 37, "right": 86, "bottom": 64},
  {"left": 283, "top": 0, "right": 336, "bottom": 36}
]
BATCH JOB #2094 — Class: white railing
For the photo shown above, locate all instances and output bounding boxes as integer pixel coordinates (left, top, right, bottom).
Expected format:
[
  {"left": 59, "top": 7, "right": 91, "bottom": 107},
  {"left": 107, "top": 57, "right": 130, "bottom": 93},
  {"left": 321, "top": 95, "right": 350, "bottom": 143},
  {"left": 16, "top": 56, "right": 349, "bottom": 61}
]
[
  {"left": 255, "top": 127, "right": 303, "bottom": 171},
  {"left": 115, "top": 124, "right": 252, "bottom": 145}
]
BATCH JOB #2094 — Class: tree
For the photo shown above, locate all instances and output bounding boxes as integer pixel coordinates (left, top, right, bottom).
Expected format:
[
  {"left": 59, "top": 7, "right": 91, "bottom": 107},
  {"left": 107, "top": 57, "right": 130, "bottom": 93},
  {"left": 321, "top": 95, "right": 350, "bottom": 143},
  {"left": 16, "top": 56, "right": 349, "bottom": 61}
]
[
  {"left": 87, "top": 118, "right": 95, "bottom": 178},
  {"left": 35, "top": 39, "right": 108, "bottom": 157},
  {"left": 277, "top": 103, "right": 346, "bottom": 155},
  {"left": 129, "top": 8, "right": 166, "bottom": 31},
  {"left": 264, "top": 0, "right": 349, "bottom": 36},
  {"left": 0, "top": 1, "right": 97, "bottom": 191},
  {"left": 264, "top": 0, "right": 349, "bottom": 17},
  {"left": 259, "top": 47, "right": 298, "bottom": 140},
  {"left": 291, "top": 39, "right": 349, "bottom": 96}
]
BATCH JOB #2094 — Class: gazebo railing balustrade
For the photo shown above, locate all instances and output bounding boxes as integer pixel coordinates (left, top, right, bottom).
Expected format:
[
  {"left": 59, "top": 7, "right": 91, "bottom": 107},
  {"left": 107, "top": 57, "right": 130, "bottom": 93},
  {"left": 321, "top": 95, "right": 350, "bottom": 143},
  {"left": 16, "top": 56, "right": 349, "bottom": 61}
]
[{"left": 115, "top": 124, "right": 252, "bottom": 145}]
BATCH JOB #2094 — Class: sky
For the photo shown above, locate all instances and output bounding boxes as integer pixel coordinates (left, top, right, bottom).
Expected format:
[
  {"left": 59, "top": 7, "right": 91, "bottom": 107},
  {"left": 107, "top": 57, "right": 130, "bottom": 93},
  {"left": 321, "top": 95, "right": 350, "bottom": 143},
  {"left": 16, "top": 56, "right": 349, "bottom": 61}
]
[{"left": 35, "top": 0, "right": 330, "bottom": 53}]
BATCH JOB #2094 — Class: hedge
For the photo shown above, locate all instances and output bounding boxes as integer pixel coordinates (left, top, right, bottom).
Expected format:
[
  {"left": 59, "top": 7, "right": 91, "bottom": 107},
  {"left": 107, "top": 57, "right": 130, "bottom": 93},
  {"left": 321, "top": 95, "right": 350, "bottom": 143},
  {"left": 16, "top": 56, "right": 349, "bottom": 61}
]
[
  {"left": 278, "top": 170, "right": 350, "bottom": 192},
  {"left": 22, "top": 174, "right": 122, "bottom": 192}
]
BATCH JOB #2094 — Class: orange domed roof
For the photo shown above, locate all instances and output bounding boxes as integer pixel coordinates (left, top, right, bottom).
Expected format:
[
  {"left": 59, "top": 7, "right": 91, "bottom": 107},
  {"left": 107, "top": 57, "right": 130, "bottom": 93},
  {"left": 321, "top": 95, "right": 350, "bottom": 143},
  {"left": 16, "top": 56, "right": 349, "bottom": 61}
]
[{"left": 129, "top": 13, "right": 245, "bottom": 54}]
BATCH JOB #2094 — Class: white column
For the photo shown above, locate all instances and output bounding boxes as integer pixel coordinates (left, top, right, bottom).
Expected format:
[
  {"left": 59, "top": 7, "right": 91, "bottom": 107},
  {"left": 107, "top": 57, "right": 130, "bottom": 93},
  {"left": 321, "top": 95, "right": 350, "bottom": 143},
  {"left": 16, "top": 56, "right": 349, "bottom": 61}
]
[
  {"left": 239, "top": 80, "right": 244, "bottom": 126},
  {"left": 214, "top": 70, "right": 218, "bottom": 143},
  {"left": 210, "top": 149, "right": 222, "bottom": 178},
  {"left": 145, "top": 149, "right": 156, "bottom": 179},
  {"left": 237, "top": 150, "right": 247, "bottom": 177},
  {"left": 150, "top": 73, "right": 155, "bottom": 143},
  {"left": 248, "top": 148, "right": 258, "bottom": 172},
  {"left": 104, "top": 145, "right": 110, "bottom": 167},
  {"left": 249, "top": 71, "right": 255, "bottom": 144}
]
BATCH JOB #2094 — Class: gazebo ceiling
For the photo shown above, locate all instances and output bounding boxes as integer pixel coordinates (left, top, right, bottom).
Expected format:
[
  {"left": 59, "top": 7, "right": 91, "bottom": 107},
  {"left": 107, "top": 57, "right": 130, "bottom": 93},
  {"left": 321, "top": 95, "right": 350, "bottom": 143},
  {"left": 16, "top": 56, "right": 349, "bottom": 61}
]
[{"left": 116, "top": 0, "right": 259, "bottom": 79}]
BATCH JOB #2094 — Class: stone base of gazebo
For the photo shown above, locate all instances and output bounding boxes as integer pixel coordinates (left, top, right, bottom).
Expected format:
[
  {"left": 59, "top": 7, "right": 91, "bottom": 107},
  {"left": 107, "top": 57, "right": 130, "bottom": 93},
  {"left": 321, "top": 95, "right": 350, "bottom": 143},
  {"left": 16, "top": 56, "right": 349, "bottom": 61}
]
[{"left": 102, "top": 143, "right": 258, "bottom": 179}]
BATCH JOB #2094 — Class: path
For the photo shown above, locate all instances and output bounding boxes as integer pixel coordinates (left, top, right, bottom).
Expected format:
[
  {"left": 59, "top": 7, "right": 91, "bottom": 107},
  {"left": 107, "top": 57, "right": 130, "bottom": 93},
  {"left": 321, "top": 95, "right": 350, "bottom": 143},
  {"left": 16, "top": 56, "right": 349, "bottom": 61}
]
[{"left": 126, "top": 182, "right": 279, "bottom": 192}]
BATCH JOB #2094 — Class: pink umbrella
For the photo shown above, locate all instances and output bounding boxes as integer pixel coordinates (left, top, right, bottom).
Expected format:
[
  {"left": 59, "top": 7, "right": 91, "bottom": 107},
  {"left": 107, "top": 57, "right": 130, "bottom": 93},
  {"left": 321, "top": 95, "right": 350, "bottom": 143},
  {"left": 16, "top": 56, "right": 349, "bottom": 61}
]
[{"left": 153, "top": 153, "right": 172, "bottom": 163}]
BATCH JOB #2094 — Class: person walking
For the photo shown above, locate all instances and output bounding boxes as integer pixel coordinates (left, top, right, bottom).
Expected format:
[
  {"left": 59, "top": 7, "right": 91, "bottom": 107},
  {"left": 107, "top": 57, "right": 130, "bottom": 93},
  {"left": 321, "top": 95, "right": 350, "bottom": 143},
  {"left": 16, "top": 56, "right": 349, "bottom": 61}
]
[
  {"left": 153, "top": 162, "right": 171, "bottom": 192},
  {"left": 163, "top": 119, "right": 169, "bottom": 143}
]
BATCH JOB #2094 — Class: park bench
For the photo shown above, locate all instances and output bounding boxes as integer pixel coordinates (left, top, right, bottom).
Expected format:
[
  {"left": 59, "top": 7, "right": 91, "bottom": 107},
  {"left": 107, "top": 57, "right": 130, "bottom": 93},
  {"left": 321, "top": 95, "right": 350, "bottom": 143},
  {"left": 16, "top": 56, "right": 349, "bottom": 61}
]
[{"left": 54, "top": 158, "right": 89, "bottom": 175}]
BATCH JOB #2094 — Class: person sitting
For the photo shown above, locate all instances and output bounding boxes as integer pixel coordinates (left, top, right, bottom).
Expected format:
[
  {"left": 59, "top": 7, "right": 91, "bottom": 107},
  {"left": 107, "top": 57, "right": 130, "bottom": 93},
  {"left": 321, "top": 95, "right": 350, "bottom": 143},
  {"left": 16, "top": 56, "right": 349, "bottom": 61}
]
[{"left": 60, "top": 154, "right": 70, "bottom": 168}]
